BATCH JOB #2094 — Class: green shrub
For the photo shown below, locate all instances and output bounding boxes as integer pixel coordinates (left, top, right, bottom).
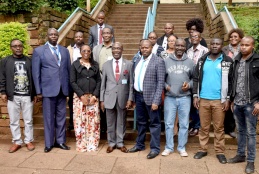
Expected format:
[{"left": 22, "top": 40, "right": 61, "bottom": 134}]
[
  {"left": 0, "top": 0, "right": 45, "bottom": 14},
  {"left": 0, "top": 22, "right": 30, "bottom": 59},
  {"left": 250, "top": 20, "right": 259, "bottom": 52}
]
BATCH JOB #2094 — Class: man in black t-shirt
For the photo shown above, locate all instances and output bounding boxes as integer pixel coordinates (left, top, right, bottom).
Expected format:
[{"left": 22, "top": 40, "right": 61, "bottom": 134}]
[{"left": 0, "top": 39, "right": 36, "bottom": 153}]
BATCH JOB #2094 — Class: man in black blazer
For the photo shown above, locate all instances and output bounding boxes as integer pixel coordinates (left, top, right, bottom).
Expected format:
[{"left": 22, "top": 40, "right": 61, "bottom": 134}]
[
  {"left": 157, "top": 23, "right": 174, "bottom": 50},
  {"left": 88, "top": 11, "right": 114, "bottom": 49}
]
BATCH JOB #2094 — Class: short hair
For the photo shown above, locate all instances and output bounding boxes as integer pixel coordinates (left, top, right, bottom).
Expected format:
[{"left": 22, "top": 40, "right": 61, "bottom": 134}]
[
  {"left": 148, "top": 31, "right": 157, "bottom": 38},
  {"left": 168, "top": 34, "right": 178, "bottom": 40},
  {"left": 80, "top": 44, "right": 93, "bottom": 64},
  {"left": 112, "top": 42, "right": 123, "bottom": 50},
  {"left": 186, "top": 18, "right": 204, "bottom": 33},
  {"left": 211, "top": 38, "right": 223, "bottom": 45},
  {"left": 242, "top": 36, "right": 255, "bottom": 45},
  {"left": 10, "top": 38, "right": 23, "bottom": 46},
  {"left": 175, "top": 38, "right": 186, "bottom": 46},
  {"left": 227, "top": 28, "right": 245, "bottom": 40},
  {"left": 98, "top": 11, "right": 105, "bottom": 16},
  {"left": 47, "top": 28, "right": 58, "bottom": 34},
  {"left": 140, "top": 39, "right": 152, "bottom": 46},
  {"left": 102, "top": 27, "right": 112, "bottom": 34},
  {"left": 74, "top": 31, "right": 83, "bottom": 36}
]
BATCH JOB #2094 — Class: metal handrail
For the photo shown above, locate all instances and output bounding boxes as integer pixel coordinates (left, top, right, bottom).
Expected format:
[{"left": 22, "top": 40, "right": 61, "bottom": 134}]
[
  {"left": 58, "top": 0, "right": 102, "bottom": 32},
  {"left": 142, "top": 0, "right": 158, "bottom": 39},
  {"left": 208, "top": 0, "right": 237, "bottom": 28}
]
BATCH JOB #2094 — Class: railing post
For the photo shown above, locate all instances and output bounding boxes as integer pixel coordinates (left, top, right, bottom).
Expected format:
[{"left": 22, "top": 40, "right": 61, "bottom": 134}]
[{"left": 87, "top": 0, "right": 91, "bottom": 12}]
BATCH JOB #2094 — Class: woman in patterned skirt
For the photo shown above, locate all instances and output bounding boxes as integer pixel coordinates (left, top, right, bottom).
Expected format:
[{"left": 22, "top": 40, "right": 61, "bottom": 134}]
[{"left": 70, "top": 44, "right": 101, "bottom": 152}]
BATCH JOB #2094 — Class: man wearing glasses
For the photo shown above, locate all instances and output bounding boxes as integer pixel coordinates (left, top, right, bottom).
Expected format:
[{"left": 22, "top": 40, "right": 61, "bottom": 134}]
[{"left": 0, "top": 39, "right": 36, "bottom": 153}]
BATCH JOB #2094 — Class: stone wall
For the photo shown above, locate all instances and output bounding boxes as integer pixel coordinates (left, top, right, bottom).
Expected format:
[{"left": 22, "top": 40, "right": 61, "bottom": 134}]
[{"left": 200, "top": 0, "right": 238, "bottom": 43}]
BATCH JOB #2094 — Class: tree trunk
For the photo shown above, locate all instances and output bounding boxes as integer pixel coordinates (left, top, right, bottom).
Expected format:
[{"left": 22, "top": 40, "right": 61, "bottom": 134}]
[{"left": 228, "top": 0, "right": 233, "bottom": 6}]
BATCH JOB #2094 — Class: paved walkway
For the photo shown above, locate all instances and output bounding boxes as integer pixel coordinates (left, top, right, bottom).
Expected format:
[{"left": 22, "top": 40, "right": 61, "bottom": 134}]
[{"left": 0, "top": 135, "right": 258, "bottom": 174}]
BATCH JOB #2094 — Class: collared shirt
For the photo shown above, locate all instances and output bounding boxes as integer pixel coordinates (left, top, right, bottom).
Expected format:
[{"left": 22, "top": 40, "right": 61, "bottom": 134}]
[
  {"left": 47, "top": 42, "right": 61, "bottom": 61},
  {"left": 162, "top": 36, "right": 168, "bottom": 50},
  {"left": 187, "top": 44, "right": 209, "bottom": 65},
  {"left": 112, "top": 57, "right": 122, "bottom": 76},
  {"left": 97, "top": 24, "right": 105, "bottom": 45},
  {"left": 72, "top": 45, "right": 81, "bottom": 62},
  {"left": 99, "top": 43, "right": 113, "bottom": 71},
  {"left": 134, "top": 54, "right": 152, "bottom": 92},
  {"left": 200, "top": 54, "right": 223, "bottom": 100}
]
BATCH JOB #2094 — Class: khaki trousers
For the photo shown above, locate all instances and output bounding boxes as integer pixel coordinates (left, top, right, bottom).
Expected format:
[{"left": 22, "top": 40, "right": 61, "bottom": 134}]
[{"left": 198, "top": 99, "right": 225, "bottom": 154}]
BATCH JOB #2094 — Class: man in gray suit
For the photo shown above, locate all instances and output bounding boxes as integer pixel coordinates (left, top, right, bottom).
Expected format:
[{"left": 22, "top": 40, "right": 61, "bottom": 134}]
[
  {"left": 100, "top": 42, "right": 133, "bottom": 153},
  {"left": 88, "top": 11, "right": 114, "bottom": 49}
]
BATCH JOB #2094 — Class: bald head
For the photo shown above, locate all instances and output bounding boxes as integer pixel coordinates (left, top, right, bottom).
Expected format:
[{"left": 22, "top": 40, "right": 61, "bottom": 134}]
[{"left": 140, "top": 40, "right": 153, "bottom": 58}]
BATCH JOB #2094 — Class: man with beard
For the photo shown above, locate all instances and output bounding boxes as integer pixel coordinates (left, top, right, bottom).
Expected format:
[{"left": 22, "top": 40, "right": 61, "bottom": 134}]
[
  {"left": 67, "top": 31, "right": 84, "bottom": 131},
  {"left": 228, "top": 36, "right": 259, "bottom": 174},
  {"left": 193, "top": 38, "right": 233, "bottom": 164},
  {"left": 161, "top": 39, "right": 195, "bottom": 157},
  {"left": 32, "top": 28, "right": 71, "bottom": 153}
]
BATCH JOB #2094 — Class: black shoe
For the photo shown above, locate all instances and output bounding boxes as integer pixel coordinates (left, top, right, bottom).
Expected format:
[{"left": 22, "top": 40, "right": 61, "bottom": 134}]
[
  {"left": 216, "top": 154, "right": 227, "bottom": 164},
  {"left": 147, "top": 151, "right": 158, "bottom": 159},
  {"left": 56, "top": 143, "right": 70, "bottom": 150},
  {"left": 44, "top": 146, "right": 53, "bottom": 153},
  {"left": 245, "top": 162, "right": 254, "bottom": 174},
  {"left": 128, "top": 146, "right": 142, "bottom": 153},
  {"left": 194, "top": 152, "right": 207, "bottom": 159},
  {"left": 228, "top": 155, "right": 246, "bottom": 163}
]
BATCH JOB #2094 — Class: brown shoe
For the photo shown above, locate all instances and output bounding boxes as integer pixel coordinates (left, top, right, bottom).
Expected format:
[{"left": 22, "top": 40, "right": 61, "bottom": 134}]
[
  {"left": 106, "top": 146, "right": 115, "bottom": 153},
  {"left": 9, "top": 144, "right": 22, "bottom": 153},
  {"left": 26, "top": 142, "right": 35, "bottom": 151},
  {"left": 117, "top": 146, "right": 128, "bottom": 153}
]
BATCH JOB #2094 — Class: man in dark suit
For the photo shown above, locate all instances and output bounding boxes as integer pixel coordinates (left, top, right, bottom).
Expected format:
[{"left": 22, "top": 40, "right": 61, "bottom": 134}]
[
  {"left": 100, "top": 42, "right": 133, "bottom": 153},
  {"left": 128, "top": 40, "right": 166, "bottom": 159},
  {"left": 157, "top": 23, "right": 174, "bottom": 50},
  {"left": 88, "top": 11, "right": 114, "bottom": 49},
  {"left": 32, "top": 28, "right": 71, "bottom": 153}
]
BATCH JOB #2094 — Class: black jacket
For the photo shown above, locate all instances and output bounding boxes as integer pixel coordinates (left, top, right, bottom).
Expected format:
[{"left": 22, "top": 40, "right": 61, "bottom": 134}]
[
  {"left": 193, "top": 52, "right": 233, "bottom": 102},
  {"left": 70, "top": 58, "right": 101, "bottom": 98},
  {"left": 231, "top": 52, "right": 259, "bottom": 104},
  {"left": 0, "top": 55, "right": 36, "bottom": 101}
]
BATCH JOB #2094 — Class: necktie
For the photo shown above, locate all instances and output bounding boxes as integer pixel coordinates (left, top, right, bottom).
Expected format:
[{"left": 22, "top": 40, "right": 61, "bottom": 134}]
[
  {"left": 99, "top": 26, "right": 103, "bottom": 45},
  {"left": 53, "top": 46, "right": 60, "bottom": 66},
  {"left": 115, "top": 60, "right": 120, "bottom": 81}
]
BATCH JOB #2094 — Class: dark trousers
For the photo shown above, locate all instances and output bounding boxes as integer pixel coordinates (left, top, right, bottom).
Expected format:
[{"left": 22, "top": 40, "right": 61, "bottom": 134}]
[
  {"left": 135, "top": 92, "right": 161, "bottom": 154},
  {"left": 224, "top": 109, "right": 236, "bottom": 133},
  {"left": 68, "top": 91, "right": 74, "bottom": 127},
  {"left": 42, "top": 91, "right": 67, "bottom": 147}
]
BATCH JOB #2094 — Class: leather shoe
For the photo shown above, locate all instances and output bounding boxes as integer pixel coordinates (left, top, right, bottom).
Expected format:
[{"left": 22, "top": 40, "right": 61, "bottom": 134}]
[
  {"left": 44, "top": 146, "right": 53, "bottom": 153},
  {"left": 57, "top": 143, "right": 70, "bottom": 150},
  {"left": 189, "top": 129, "right": 199, "bottom": 137},
  {"left": 228, "top": 155, "right": 246, "bottom": 163},
  {"left": 117, "top": 146, "right": 128, "bottom": 153},
  {"left": 26, "top": 142, "right": 35, "bottom": 151},
  {"left": 128, "top": 146, "right": 142, "bottom": 153},
  {"left": 147, "top": 151, "right": 158, "bottom": 159},
  {"left": 9, "top": 144, "right": 22, "bottom": 153},
  {"left": 245, "top": 162, "right": 254, "bottom": 174},
  {"left": 216, "top": 154, "right": 227, "bottom": 164},
  {"left": 194, "top": 152, "right": 207, "bottom": 159},
  {"left": 106, "top": 146, "right": 115, "bottom": 153}
]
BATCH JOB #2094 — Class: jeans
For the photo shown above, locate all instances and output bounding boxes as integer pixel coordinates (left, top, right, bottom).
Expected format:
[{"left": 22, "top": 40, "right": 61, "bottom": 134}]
[
  {"left": 164, "top": 95, "right": 191, "bottom": 152},
  {"left": 135, "top": 92, "right": 161, "bottom": 154},
  {"left": 234, "top": 103, "right": 258, "bottom": 162}
]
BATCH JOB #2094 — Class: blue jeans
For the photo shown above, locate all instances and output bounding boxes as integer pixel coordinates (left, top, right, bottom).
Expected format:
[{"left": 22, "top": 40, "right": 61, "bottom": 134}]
[
  {"left": 135, "top": 92, "right": 161, "bottom": 154},
  {"left": 164, "top": 95, "right": 191, "bottom": 152},
  {"left": 234, "top": 103, "right": 258, "bottom": 162}
]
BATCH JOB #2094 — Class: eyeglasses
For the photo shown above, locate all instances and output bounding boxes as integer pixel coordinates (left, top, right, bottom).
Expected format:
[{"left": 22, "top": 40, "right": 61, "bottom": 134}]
[
  {"left": 11, "top": 45, "right": 23, "bottom": 48},
  {"left": 191, "top": 35, "right": 200, "bottom": 39},
  {"left": 148, "top": 37, "right": 157, "bottom": 40}
]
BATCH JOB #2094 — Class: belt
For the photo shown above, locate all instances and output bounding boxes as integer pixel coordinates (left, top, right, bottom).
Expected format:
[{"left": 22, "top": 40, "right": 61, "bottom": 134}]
[{"left": 135, "top": 90, "right": 143, "bottom": 94}]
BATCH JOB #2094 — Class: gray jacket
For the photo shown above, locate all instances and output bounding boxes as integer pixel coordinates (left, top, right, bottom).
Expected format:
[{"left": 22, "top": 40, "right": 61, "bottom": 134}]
[{"left": 164, "top": 53, "right": 195, "bottom": 97}]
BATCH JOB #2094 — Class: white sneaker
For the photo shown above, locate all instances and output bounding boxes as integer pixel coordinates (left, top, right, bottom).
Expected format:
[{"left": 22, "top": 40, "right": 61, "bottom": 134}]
[
  {"left": 161, "top": 149, "right": 172, "bottom": 156},
  {"left": 179, "top": 151, "right": 188, "bottom": 157}
]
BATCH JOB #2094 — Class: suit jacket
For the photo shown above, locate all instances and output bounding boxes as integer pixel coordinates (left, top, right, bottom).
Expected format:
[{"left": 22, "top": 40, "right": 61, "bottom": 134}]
[
  {"left": 32, "top": 44, "right": 71, "bottom": 97},
  {"left": 88, "top": 23, "right": 114, "bottom": 49},
  {"left": 133, "top": 54, "right": 166, "bottom": 105},
  {"left": 100, "top": 58, "right": 133, "bottom": 109}
]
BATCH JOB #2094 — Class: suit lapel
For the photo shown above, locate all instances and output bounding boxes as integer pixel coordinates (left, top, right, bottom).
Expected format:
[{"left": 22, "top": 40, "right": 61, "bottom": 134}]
[
  {"left": 44, "top": 45, "right": 59, "bottom": 66},
  {"left": 109, "top": 60, "right": 117, "bottom": 82},
  {"left": 144, "top": 54, "right": 154, "bottom": 78},
  {"left": 119, "top": 58, "right": 126, "bottom": 81}
]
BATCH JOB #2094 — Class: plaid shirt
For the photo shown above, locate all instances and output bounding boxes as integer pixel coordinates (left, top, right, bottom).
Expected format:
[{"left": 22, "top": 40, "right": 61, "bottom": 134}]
[{"left": 187, "top": 44, "right": 209, "bottom": 65}]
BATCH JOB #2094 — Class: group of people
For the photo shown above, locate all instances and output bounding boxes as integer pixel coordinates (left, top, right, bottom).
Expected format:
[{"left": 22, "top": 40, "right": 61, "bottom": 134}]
[{"left": 0, "top": 11, "right": 258, "bottom": 174}]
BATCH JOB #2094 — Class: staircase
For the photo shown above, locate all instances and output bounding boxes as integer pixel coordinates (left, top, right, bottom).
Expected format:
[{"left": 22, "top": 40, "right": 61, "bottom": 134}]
[
  {"left": 154, "top": 3, "right": 210, "bottom": 44},
  {"left": 106, "top": 4, "right": 152, "bottom": 60}
]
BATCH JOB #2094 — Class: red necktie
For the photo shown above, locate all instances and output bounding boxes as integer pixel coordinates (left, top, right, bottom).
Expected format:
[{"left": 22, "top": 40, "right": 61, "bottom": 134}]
[
  {"left": 99, "top": 26, "right": 103, "bottom": 44},
  {"left": 115, "top": 60, "right": 120, "bottom": 81}
]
